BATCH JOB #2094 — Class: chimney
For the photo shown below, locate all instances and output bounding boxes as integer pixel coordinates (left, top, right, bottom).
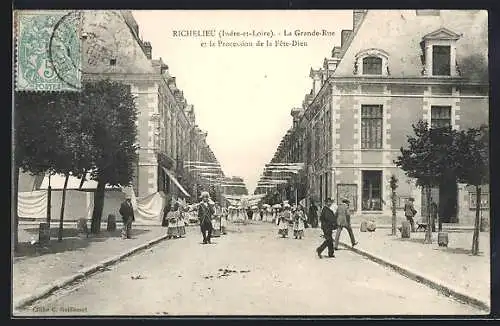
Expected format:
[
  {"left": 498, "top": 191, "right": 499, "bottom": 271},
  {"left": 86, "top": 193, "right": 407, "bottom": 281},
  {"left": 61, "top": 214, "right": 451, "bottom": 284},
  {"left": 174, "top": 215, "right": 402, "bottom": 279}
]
[
  {"left": 341, "top": 29, "right": 353, "bottom": 48},
  {"left": 353, "top": 10, "right": 367, "bottom": 31},
  {"left": 143, "top": 41, "right": 152, "bottom": 59},
  {"left": 332, "top": 46, "right": 342, "bottom": 58},
  {"left": 309, "top": 68, "right": 322, "bottom": 95},
  {"left": 160, "top": 63, "right": 168, "bottom": 74},
  {"left": 167, "top": 77, "right": 176, "bottom": 89}
]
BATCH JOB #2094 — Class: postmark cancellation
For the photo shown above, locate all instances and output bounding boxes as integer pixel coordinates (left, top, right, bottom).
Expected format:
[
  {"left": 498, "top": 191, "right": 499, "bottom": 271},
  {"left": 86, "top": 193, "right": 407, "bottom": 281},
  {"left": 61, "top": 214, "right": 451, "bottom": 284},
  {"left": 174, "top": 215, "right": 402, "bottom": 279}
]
[{"left": 14, "top": 10, "right": 82, "bottom": 92}]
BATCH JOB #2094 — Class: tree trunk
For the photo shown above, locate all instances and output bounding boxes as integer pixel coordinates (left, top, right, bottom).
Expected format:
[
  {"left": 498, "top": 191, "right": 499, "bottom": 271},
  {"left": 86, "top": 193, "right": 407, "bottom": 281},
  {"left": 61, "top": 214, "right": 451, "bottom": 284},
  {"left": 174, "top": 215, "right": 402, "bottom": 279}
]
[
  {"left": 47, "top": 174, "right": 52, "bottom": 224},
  {"left": 13, "top": 166, "right": 19, "bottom": 252},
  {"left": 472, "top": 185, "right": 481, "bottom": 255},
  {"left": 424, "top": 185, "right": 432, "bottom": 244},
  {"left": 58, "top": 173, "right": 70, "bottom": 242},
  {"left": 391, "top": 189, "right": 397, "bottom": 236},
  {"left": 91, "top": 180, "right": 106, "bottom": 234}
]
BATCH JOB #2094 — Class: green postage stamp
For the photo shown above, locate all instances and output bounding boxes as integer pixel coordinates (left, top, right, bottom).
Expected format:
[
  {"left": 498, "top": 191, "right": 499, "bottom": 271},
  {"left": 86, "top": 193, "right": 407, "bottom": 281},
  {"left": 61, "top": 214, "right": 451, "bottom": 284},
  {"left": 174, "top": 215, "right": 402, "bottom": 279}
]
[{"left": 15, "top": 10, "right": 82, "bottom": 92}]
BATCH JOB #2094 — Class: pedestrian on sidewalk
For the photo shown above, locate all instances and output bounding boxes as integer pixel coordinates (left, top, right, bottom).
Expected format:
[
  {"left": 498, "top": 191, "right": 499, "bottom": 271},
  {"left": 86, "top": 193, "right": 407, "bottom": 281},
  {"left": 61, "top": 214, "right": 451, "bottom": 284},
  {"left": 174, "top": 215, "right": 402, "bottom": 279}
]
[
  {"left": 308, "top": 201, "right": 319, "bottom": 228},
  {"left": 198, "top": 191, "right": 215, "bottom": 244},
  {"left": 404, "top": 197, "right": 417, "bottom": 232},
  {"left": 293, "top": 204, "right": 306, "bottom": 239},
  {"left": 316, "top": 198, "right": 338, "bottom": 258},
  {"left": 119, "top": 195, "right": 135, "bottom": 239},
  {"left": 334, "top": 199, "right": 358, "bottom": 249},
  {"left": 259, "top": 208, "right": 264, "bottom": 221}
]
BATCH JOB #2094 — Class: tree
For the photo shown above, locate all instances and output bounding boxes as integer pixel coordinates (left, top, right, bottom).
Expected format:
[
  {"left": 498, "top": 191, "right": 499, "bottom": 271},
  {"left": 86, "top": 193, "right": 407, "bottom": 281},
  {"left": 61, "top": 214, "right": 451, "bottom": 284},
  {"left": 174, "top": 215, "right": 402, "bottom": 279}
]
[
  {"left": 15, "top": 92, "right": 94, "bottom": 242},
  {"left": 394, "top": 120, "right": 457, "bottom": 244},
  {"left": 454, "top": 125, "right": 489, "bottom": 255},
  {"left": 390, "top": 175, "right": 398, "bottom": 236},
  {"left": 83, "top": 80, "right": 138, "bottom": 234}
]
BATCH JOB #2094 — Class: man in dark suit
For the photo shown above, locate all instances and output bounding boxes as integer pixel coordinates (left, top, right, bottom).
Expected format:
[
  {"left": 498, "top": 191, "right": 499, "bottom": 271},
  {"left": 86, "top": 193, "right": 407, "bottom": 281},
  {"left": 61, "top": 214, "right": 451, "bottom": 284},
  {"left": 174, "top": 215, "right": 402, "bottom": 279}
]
[
  {"left": 316, "top": 198, "right": 338, "bottom": 258},
  {"left": 198, "top": 191, "right": 215, "bottom": 244},
  {"left": 119, "top": 195, "right": 135, "bottom": 239}
]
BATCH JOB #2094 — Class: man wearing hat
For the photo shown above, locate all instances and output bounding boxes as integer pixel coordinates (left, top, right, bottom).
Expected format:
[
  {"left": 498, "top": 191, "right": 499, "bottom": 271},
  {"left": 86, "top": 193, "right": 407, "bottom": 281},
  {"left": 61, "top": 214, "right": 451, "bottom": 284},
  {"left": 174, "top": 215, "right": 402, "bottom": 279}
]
[
  {"left": 334, "top": 198, "right": 358, "bottom": 249},
  {"left": 316, "top": 198, "right": 338, "bottom": 258},
  {"left": 404, "top": 197, "right": 417, "bottom": 232},
  {"left": 119, "top": 194, "right": 135, "bottom": 239},
  {"left": 198, "top": 191, "right": 215, "bottom": 244}
]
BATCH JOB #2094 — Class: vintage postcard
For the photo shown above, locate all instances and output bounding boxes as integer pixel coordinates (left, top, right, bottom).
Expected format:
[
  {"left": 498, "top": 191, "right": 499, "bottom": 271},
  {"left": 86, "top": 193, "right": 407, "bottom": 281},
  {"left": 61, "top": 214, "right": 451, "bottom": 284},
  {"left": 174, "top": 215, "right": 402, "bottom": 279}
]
[{"left": 12, "top": 9, "right": 490, "bottom": 317}]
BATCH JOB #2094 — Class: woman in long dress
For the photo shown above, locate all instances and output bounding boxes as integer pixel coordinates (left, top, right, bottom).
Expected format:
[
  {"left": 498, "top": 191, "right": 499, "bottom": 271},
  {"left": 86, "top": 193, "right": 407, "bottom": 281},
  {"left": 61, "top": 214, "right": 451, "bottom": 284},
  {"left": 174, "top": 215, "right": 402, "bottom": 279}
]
[
  {"left": 293, "top": 205, "right": 306, "bottom": 239},
  {"left": 177, "top": 205, "right": 187, "bottom": 237},
  {"left": 278, "top": 205, "right": 291, "bottom": 238},
  {"left": 166, "top": 203, "right": 180, "bottom": 239}
]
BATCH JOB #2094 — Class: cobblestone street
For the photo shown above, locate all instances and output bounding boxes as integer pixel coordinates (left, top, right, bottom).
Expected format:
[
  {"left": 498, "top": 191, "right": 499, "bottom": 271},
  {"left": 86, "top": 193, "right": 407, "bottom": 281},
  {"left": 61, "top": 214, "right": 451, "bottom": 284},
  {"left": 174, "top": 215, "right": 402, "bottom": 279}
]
[{"left": 15, "top": 222, "right": 485, "bottom": 316}]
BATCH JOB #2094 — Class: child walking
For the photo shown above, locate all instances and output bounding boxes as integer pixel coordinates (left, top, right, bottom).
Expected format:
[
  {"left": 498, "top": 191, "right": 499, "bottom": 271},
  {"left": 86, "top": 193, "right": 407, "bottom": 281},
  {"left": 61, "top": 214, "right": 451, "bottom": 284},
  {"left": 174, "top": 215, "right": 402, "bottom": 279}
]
[{"left": 293, "top": 204, "right": 306, "bottom": 239}]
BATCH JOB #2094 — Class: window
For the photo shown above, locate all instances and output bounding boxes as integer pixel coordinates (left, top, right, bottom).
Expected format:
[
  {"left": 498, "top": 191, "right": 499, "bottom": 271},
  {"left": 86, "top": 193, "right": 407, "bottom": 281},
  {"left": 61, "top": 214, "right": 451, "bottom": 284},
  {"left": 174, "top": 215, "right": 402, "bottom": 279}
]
[
  {"left": 422, "top": 28, "right": 460, "bottom": 77},
  {"left": 361, "top": 105, "right": 383, "bottom": 149},
  {"left": 432, "top": 45, "right": 451, "bottom": 76},
  {"left": 362, "top": 56, "right": 383, "bottom": 75},
  {"left": 355, "top": 49, "right": 389, "bottom": 76},
  {"left": 362, "top": 171, "right": 382, "bottom": 211},
  {"left": 469, "top": 192, "right": 489, "bottom": 210},
  {"left": 431, "top": 106, "right": 451, "bottom": 128}
]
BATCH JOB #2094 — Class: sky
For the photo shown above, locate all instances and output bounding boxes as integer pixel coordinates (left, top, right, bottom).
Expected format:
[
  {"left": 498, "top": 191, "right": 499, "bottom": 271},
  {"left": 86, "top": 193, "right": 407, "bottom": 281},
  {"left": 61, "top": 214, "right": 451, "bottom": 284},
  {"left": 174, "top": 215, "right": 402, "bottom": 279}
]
[{"left": 133, "top": 10, "right": 354, "bottom": 193}]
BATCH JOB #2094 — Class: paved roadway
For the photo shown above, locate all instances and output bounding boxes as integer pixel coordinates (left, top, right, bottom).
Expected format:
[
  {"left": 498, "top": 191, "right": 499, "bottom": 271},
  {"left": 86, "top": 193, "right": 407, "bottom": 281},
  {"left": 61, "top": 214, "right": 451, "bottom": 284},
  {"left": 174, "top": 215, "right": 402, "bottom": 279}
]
[{"left": 16, "top": 222, "right": 483, "bottom": 316}]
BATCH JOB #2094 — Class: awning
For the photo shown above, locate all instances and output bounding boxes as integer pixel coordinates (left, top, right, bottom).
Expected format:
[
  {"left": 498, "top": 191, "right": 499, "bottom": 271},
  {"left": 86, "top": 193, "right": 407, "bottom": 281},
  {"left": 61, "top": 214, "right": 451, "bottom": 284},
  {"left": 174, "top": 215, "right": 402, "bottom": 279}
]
[{"left": 162, "top": 167, "right": 190, "bottom": 197}]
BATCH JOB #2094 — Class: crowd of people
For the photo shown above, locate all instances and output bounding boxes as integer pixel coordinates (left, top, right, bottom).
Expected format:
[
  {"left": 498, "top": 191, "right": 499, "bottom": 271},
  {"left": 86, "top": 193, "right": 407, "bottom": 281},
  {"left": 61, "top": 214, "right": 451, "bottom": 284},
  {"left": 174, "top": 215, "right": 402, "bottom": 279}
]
[{"left": 117, "top": 191, "right": 359, "bottom": 257}]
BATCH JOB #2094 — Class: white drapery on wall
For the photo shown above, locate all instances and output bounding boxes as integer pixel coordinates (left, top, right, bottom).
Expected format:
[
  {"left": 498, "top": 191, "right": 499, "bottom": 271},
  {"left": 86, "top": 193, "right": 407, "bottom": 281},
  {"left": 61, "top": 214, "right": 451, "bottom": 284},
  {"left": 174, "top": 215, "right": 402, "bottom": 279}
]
[
  {"left": 18, "top": 186, "right": 165, "bottom": 225},
  {"left": 18, "top": 191, "right": 47, "bottom": 219}
]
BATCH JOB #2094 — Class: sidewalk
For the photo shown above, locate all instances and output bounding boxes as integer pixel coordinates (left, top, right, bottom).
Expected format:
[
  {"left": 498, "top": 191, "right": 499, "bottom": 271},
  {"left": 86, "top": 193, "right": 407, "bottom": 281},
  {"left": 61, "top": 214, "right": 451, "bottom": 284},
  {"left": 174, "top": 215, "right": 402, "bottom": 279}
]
[
  {"left": 13, "top": 224, "right": 168, "bottom": 305},
  {"left": 337, "top": 227, "right": 490, "bottom": 308}
]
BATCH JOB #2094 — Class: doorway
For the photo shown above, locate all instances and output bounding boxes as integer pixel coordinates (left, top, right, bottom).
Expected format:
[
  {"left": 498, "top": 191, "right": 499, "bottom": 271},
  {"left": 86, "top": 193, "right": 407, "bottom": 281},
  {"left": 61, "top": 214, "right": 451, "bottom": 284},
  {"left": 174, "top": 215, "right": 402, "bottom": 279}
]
[
  {"left": 362, "top": 170, "right": 382, "bottom": 211},
  {"left": 439, "top": 181, "right": 458, "bottom": 223},
  {"left": 420, "top": 182, "right": 458, "bottom": 223}
]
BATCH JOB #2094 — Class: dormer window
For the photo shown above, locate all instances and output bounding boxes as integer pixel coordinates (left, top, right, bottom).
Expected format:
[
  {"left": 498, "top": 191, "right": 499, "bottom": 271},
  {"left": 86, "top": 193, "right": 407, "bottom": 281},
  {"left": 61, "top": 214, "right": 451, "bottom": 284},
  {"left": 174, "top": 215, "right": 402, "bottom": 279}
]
[
  {"left": 432, "top": 45, "right": 451, "bottom": 76},
  {"left": 363, "top": 57, "right": 382, "bottom": 75},
  {"left": 421, "top": 27, "right": 461, "bottom": 77},
  {"left": 354, "top": 49, "right": 389, "bottom": 76}
]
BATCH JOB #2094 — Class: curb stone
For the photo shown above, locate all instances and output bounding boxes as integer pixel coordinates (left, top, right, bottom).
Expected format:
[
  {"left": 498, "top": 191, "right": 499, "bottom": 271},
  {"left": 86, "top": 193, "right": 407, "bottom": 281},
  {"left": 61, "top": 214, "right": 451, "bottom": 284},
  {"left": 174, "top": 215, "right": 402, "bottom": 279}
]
[
  {"left": 338, "top": 241, "right": 490, "bottom": 312},
  {"left": 13, "top": 233, "right": 170, "bottom": 311}
]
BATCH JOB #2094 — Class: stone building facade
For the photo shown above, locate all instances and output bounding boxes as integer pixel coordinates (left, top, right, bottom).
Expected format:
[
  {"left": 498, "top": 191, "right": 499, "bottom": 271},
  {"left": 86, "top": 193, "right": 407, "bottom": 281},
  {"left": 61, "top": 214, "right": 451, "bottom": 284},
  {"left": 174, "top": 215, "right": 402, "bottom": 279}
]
[
  {"left": 267, "top": 10, "right": 489, "bottom": 225},
  {"left": 19, "top": 10, "right": 222, "bottom": 200}
]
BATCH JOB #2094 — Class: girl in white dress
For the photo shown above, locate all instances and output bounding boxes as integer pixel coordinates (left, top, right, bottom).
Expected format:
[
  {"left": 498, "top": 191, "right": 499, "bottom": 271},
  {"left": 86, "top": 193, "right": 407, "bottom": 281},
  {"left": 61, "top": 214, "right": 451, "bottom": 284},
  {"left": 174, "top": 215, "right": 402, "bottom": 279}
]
[
  {"left": 293, "top": 205, "right": 306, "bottom": 239},
  {"left": 177, "top": 206, "right": 187, "bottom": 237},
  {"left": 277, "top": 205, "right": 291, "bottom": 238}
]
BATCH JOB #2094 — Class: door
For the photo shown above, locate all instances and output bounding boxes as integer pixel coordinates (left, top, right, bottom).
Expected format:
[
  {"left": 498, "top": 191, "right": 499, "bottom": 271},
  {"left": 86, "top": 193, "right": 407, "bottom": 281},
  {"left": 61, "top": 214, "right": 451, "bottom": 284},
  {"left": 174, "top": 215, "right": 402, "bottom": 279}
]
[
  {"left": 439, "top": 181, "right": 458, "bottom": 223},
  {"left": 362, "top": 170, "right": 382, "bottom": 211}
]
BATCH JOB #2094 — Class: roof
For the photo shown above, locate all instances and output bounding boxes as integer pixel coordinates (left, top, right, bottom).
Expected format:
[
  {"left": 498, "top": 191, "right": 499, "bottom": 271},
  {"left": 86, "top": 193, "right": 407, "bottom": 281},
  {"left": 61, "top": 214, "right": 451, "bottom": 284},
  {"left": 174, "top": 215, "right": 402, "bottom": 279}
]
[
  {"left": 333, "top": 10, "right": 488, "bottom": 81},
  {"left": 82, "top": 11, "right": 155, "bottom": 75}
]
